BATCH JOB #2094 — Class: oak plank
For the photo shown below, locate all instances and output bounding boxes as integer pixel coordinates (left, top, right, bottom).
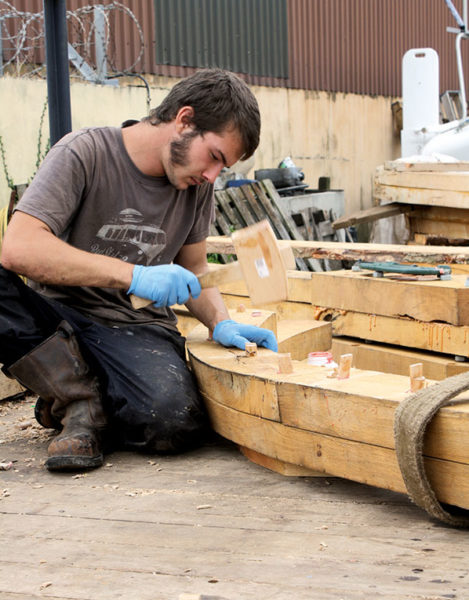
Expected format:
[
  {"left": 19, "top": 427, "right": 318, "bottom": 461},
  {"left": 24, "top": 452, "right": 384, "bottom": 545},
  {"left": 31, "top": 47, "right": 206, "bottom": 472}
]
[
  {"left": 374, "top": 181, "right": 469, "bottom": 209},
  {"left": 206, "top": 235, "right": 469, "bottom": 264},
  {"left": 288, "top": 270, "right": 469, "bottom": 326},
  {"left": 384, "top": 160, "right": 469, "bottom": 172},
  {"left": 319, "top": 307, "right": 469, "bottom": 357},
  {"left": 375, "top": 166, "right": 469, "bottom": 193},
  {"left": 332, "top": 203, "right": 411, "bottom": 230}
]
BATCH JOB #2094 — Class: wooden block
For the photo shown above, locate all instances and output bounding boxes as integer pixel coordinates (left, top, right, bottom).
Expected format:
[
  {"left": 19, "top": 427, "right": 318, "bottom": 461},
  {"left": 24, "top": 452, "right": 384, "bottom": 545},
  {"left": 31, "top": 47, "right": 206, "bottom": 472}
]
[
  {"left": 0, "top": 372, "right": 25, "bottom": 400},
  {"left": 245, "top": 342, "right": 257, "bottom": 357},
  {"left": 409, "top": 363, "right": 423, "bottom": 378},
  {"left": 337, "top": 353, "right": 353, "bottom": 379},
  {"left": 278, "top": 353, "right": 293, "bottom": 374},
  {"left": 409, "top": 363, "right": 426, "bottom": 392},
  {"left": 239, "top": 446, "right": 327, "bottom": 477}
]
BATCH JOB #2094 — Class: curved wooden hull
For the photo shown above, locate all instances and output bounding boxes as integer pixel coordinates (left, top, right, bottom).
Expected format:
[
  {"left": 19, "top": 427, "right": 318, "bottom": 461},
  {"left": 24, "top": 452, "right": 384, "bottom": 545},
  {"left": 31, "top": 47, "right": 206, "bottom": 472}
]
[{"left": 186, "top": 310, "right": 469, "bottom": 511}]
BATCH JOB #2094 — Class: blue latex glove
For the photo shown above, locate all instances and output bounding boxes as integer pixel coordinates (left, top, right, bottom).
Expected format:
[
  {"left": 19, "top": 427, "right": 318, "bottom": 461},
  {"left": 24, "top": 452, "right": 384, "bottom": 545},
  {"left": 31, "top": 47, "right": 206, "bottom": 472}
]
[
  {"left": 128, "top": 264, "right": 201, "bottom": 307},
  {"left": 213, "top": 319, "right": 278, "bottom": 352}
]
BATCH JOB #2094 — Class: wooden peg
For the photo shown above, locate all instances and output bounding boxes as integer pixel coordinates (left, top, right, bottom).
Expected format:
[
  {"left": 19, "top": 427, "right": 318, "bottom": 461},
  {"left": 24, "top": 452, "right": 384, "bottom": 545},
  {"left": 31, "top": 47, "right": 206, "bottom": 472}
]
[
  {"left": 278, "top": 353, "right": 293, "bottom": 374},
  {"left": 410, "top": 362, "right": 425, "bottom": 392},
  {"left": 237, "top": 303, "right": 246, "bottom": 312},
  {"left": 245, "top": 342, "right": 257, "bottom": 357},
  {"left": 337, "top": 353, "right": 353, "bottom": 379}
]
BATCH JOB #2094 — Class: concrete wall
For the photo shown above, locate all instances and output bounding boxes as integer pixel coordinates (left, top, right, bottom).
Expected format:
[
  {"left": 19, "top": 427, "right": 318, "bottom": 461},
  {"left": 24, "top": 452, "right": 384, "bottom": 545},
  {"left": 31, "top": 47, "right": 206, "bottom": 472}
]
[{"left": 0, "top": 76, "right": 400, "bottom": 222}]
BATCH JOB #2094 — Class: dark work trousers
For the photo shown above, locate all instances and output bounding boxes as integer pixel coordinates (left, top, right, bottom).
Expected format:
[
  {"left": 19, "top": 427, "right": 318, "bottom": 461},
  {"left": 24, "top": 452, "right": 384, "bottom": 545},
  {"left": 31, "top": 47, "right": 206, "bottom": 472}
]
[{"left": 0, "top": 266, "right": 209, "bottom": 453}]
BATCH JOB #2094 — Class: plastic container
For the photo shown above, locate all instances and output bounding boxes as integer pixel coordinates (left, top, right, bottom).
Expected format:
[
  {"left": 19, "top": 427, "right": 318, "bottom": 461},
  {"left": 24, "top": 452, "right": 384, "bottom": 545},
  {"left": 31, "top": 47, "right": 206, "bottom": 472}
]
[{"left": 307, "top": 351, "right": 337, "bottom": 367}]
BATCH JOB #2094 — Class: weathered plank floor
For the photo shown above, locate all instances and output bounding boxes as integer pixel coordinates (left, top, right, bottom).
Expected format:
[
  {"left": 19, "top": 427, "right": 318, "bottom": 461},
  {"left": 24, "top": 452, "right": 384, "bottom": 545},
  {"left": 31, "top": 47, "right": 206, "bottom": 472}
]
[{"left": 1, "top": 397, "right": 468, "bottom": 600}]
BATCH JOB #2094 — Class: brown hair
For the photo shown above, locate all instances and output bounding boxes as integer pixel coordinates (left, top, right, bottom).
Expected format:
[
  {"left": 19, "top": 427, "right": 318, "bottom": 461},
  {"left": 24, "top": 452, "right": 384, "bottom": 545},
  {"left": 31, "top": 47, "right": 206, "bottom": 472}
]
[{"left": 143, "top": 68, "right": 260, "bottom": 159}]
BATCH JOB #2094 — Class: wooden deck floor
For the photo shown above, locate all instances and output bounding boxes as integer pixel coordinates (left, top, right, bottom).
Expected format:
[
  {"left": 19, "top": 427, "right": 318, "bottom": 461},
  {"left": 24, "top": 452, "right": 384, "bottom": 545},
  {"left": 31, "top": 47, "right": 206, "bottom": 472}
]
[{"left": 1, "top": 396, "right": 468, "bottom": 600}]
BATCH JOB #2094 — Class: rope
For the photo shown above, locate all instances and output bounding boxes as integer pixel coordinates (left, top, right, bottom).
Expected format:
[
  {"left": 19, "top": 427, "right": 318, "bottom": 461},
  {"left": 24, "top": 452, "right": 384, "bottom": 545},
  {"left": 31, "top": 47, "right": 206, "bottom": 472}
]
[{"left": 394, "top": 371, "right": 469, "bottom": 527}]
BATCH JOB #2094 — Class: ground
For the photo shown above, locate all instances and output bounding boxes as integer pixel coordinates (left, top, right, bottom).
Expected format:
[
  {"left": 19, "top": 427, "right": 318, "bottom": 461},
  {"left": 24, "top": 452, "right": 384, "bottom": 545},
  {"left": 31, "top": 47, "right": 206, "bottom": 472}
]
[{"left": 0, "top": 395, "right": 468, "bottom": 600}]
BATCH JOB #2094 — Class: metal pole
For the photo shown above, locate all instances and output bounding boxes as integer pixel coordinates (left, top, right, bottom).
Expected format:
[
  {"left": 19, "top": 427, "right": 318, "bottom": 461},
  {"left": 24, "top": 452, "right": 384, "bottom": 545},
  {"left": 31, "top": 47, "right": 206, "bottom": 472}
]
[
  {"left": 0, "top": 18, "right": 4, "bottom": 77},
  {"left": 43, "top": 0, "right": 72, "bottom": 146},
  {"left": 94, "top": 5, "right": 107, "bottom": 83}
]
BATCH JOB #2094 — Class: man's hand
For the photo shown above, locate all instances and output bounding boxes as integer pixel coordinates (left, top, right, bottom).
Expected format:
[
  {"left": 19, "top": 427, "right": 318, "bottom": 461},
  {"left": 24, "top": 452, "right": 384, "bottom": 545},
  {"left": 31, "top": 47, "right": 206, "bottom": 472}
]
[
  {"left": 212, "top": 319, "right": 278, "bottom": 352},
  {"left": 128, "top": 264, "right": 201, "bottom": 307}
]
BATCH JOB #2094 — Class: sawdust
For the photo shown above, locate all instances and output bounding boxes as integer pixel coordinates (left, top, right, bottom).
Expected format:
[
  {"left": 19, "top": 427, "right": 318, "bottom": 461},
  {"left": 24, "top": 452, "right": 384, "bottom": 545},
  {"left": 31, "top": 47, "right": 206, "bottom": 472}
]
[{"left": 0, "top": 396, "right": 53, "bottom": 445}]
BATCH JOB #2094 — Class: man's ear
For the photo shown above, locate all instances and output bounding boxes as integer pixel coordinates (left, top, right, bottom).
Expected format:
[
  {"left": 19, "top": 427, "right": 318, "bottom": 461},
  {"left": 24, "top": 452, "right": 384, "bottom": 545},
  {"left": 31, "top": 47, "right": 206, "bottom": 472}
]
[{"left": 175, "top": 106, "right": 195, "bottom": 133}]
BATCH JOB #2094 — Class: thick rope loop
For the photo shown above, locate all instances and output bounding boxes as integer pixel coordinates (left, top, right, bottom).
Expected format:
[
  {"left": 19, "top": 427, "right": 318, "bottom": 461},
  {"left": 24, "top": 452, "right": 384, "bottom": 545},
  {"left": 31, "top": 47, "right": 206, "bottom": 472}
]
[{"left": 394, "top": 370, "right": 469, "bottom": 527}]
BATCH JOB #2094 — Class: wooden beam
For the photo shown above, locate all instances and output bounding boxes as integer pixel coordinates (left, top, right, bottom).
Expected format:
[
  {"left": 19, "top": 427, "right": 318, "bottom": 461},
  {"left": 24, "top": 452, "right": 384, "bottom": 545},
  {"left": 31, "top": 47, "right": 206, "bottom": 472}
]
[
  {"left": 206, "top": 236, "right": 469, "bottom": 265},
  {"left": 332, "top": 202, "right": 411, "bottom": 230},
  {"left": 202, "top": 397, "right": 469, "bottom": 510},
  {"left": 376, "top": 166, "right": 469, "bottom": 193},
  {"left": 384, "top": 160, "right": 469, "bottom": 172},
  {"left": 374, "top": 182, "right": 469, "bottom": 210},
  {"left": 320, "top": 307, "right": 469, "bottom": 357},
  {"left": 287, "top": 270, "right": 469, "bottom": 327}
]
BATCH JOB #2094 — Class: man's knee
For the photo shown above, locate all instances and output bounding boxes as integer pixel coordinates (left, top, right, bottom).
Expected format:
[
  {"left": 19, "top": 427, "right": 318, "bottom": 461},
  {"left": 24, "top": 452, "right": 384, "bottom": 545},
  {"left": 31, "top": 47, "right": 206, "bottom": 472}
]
[{"left": 110, "top": 391, "right": 209, "bottom": 453}]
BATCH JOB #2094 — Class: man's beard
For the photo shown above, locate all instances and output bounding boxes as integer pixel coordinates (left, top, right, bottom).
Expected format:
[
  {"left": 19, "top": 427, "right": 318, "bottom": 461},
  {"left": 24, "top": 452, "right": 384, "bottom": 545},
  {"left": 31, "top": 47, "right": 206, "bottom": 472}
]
[{"left": 169, "top": 130, "right": 199, "bottom": 167}]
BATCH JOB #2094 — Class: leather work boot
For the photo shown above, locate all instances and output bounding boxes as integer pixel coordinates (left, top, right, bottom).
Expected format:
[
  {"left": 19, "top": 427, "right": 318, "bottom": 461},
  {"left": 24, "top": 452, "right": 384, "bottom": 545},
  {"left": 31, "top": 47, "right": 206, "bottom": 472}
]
[
  {"left": 34, "top": 396, "right": 62, "bottom": 430},
  {"left": 8, "top": 321, "right": 107, "bottom": 471}
]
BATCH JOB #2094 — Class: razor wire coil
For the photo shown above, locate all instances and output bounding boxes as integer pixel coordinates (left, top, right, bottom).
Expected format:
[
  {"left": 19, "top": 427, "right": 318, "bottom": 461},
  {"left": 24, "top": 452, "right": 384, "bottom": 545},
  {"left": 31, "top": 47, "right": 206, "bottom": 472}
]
[{"left": 0, "top": 1, "right": 145, "bottom": 80}]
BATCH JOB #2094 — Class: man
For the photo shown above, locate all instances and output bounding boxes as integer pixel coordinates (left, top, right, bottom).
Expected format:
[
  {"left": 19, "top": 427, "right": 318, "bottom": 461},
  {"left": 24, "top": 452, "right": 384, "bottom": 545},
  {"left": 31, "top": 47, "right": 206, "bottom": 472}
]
[{"left": 0, "top": 68, "right": 277, "bottom": 472}]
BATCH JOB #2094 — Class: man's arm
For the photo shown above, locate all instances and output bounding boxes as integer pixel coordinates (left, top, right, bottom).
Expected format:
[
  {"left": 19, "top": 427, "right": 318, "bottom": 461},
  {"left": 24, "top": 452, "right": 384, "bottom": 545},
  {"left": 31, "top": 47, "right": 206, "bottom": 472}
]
[
  {"left": 1, "top": 211, "right": 133, "bottom": 289},
  {"left": 175, "top": 240, "right": 277, "bottom": 351},
  {"left": 175, "top": 239, "right": 230, "bottom": 333}
]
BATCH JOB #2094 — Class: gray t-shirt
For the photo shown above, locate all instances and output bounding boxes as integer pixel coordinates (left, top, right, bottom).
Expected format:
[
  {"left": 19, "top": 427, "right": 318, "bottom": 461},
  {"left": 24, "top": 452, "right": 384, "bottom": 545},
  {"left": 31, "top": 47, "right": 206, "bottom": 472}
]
[{"left": 16, "top": 126, "right": 214, "bottom": 330}]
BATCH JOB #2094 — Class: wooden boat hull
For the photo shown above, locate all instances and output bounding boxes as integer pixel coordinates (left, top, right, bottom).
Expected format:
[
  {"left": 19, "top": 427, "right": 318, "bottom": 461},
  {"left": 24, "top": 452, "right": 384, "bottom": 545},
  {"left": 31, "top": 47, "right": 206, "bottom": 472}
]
[{"left": 186, "top": 310, "right": 469, "bottom": 513}]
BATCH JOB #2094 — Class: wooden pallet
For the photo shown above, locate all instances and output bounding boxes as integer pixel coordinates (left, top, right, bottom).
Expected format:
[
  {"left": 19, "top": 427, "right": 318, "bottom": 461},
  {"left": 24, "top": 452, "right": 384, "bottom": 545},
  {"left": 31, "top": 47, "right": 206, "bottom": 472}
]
[{"left": 212, "top": 180, "right": 340, "bottom": 271}]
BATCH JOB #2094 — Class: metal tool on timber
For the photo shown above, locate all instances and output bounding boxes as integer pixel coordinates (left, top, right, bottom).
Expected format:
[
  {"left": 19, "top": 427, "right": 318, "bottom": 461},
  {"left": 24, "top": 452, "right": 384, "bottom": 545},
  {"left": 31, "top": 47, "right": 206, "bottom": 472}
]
[
  {"left": 352, "top": 261, "right": 452, "bottom": 280},
  {"left": 130, "top": 220, "right": 289, "bottom": 309}
]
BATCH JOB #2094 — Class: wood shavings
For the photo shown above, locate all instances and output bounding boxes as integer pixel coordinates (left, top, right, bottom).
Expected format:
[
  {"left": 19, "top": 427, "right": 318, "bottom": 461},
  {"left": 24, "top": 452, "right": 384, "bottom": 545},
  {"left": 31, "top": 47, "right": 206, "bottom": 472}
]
[
  {"left": 39, "top": 582, "right": 52, "bottom": 590},
  {"left": 125, "top": 488, "right": 157, "bottom": 497}
]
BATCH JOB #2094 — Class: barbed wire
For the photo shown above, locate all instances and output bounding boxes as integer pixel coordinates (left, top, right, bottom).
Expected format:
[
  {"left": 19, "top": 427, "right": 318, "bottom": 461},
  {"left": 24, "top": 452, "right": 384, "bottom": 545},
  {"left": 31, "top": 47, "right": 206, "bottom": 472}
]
[{"left": 0, "top": 1, "right": 145, "bottom": 80}]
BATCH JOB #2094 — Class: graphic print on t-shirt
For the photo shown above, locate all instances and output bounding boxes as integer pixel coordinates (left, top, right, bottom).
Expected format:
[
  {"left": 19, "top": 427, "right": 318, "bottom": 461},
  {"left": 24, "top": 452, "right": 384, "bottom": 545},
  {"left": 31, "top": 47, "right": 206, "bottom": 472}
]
[{"left": 91, "top": 208, "right": 166, "bottom": 265}]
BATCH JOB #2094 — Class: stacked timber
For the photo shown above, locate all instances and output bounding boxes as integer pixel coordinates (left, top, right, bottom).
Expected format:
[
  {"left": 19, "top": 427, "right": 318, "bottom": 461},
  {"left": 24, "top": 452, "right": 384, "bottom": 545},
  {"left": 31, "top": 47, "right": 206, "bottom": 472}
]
[
  {"left": 191, "top": 268, "right": 469, "bottom": 382},
  {"left": 373, "top": 161, "right": 469, "bottom": 246}
]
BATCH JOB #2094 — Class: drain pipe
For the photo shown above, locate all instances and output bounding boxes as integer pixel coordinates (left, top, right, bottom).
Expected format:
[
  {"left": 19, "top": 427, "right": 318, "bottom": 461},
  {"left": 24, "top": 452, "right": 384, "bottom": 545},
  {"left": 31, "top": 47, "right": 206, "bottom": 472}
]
[
  {"left": 43, "top": 0, "right": 72, "bottom": 146},
  {"left": 444, "top": 0, "right": 469, "bottom": 123},
  {"left": 455, "top": 30, "right": 468, "bottom": 122}
]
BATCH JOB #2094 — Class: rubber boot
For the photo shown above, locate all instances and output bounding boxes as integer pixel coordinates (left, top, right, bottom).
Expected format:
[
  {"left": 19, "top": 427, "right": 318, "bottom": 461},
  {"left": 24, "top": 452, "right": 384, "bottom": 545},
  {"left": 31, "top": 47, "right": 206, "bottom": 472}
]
[{"left": 8, "top": 321, "right": 107, "bottom": 471}]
